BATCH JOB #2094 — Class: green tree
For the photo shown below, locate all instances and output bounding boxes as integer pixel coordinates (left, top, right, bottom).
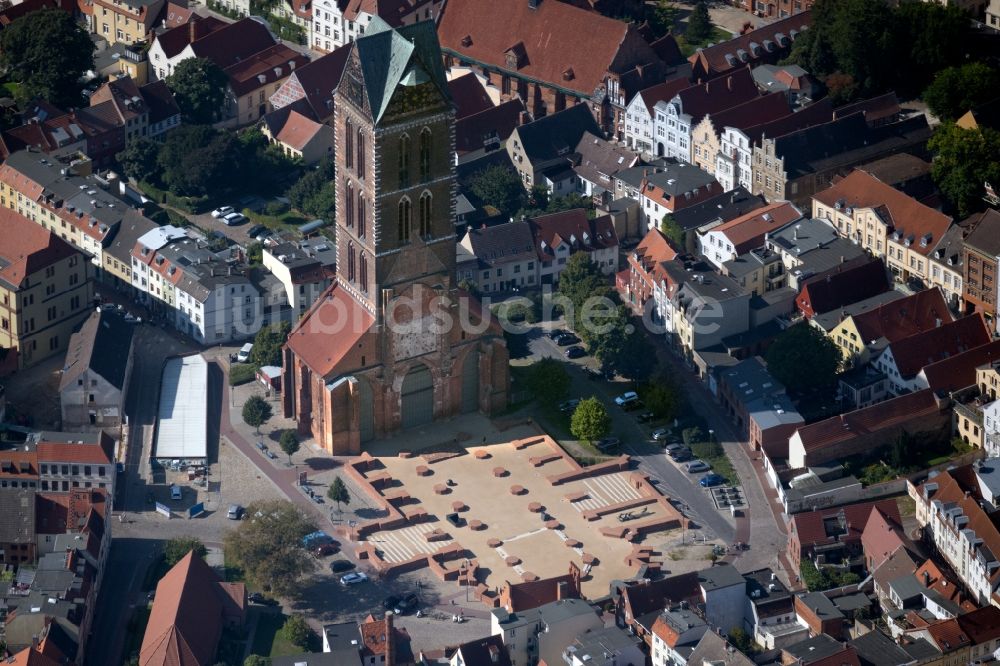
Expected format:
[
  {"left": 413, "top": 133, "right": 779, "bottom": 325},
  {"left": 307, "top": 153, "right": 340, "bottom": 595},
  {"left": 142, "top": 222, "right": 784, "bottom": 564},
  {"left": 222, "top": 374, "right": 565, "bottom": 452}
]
[
  {"left": 117, "top": 138, "right": 161, "bottom": 185},
  {"left": 223, "top": 499, "right": 316, "bottom": 595},
  {"left": 279, "top": 429, "right": 299, "bottom": 464},
  {"left": 640, "top": 379, "right": 680, "bottom": 420},
  {"left": 924, "top": 63, "right": 1000, "bottom": 123},
  {"left": 928, "top": 123, "right": 1000, "bottom": 218},
  {"left": 526, "top": 358, "right": 571, "bottom": 407},
  {"left": 163, "top": 537, "right": 207, "bottom": 566},
  {"left": 590, "top": 307, "right": 654, "bottom": 383},
  {"left": 157, "top": 125, "right": 240, "bottom": 196},
  {"left": 326, "top": 476, "right": 350, "bottom": 512},
  {"left": 468, "top": 165, "right": 527, "bottom": 219},
  {"left": 887, "top": 430, "right": 913, "bottom": 471},
  {"left": 166, "top": 58, "right": 228, "bottom": 124},
  {"left": 764, "top": 323, "right": 840, "bottom": 393},
  {"left": 279, "top": 614, "right": 311, "bottom": 649},
  {"left": 558, "top": 252, "right": 612, "bottom": 333},
  {"left": 286, "top": 158, "right": 336, "bottom": 219},
  {"left": 684, "top": 1, "right": 714, "bottom": 44},
  {"left": 0, "top": 9, "right": 94, "bottom": 109},
  {"left": 660, "top": 215, "right": 685, "bottom": 250},
  {"left": 250, "top": 321, "right": 292, "bottom": 367},
  {"left": 728, "top": 627, "right": 756, "bottom": 656},
  {"left": 892, "top": 1, "right": 967, "bottom": 97},
  {"left": 244, "top": 656, "right": 271, "bottom": 666},
  {"left": 647, "top": 0, "right": 681, "bottom": 39},
  {"left": 242, "top": 395, "right": 273, "bottom": 433},
  {"left": 571, "top": 397, "right": 611, "bottom": 443}
]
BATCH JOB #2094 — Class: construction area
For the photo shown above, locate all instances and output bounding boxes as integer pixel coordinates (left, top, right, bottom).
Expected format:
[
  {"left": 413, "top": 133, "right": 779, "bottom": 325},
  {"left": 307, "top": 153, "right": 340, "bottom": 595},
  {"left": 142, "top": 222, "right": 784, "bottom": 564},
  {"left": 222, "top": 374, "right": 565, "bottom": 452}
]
[{"left": 342, "top": 431, "right": 686, "bottom": 605}]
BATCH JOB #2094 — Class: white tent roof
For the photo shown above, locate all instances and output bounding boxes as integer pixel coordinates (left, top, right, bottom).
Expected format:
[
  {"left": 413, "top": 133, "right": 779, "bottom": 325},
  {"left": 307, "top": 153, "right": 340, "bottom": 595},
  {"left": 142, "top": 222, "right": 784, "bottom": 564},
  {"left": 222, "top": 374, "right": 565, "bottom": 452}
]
[{"left": 155, "top": 355, "right": 207, "bottom": 459}]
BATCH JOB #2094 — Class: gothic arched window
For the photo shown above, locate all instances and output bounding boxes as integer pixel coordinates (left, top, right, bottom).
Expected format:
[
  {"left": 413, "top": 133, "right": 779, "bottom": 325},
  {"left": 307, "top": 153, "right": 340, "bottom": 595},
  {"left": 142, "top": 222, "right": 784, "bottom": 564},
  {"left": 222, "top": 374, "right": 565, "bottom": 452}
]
[
  {"left": 347, "top": 241, "right": 356, "bottom": 282},
  {"left": 419, "top": 127, "right": 431, "bottom": 181},
  {"left": 398, "top": 197, "right": 411, "bottom": 242},
  {"left": 399, "top": 133, "right": 410, "bottom": 188},
  {"left": 359, "top": 252, "right": 368, "bottom": 292},
  {"left": 345, "top": 180, "right": 354, "bottom": 227},
  {"left": 418, "top": 191, "right": 432, "bottom": 238},
  {"left": 344, "top": 117, "right": 353, "bottom": 169}
]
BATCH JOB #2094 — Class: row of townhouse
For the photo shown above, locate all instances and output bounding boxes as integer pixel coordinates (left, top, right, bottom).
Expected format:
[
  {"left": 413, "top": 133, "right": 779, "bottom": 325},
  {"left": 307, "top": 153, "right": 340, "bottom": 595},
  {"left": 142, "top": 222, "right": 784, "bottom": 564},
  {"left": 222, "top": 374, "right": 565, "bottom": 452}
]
[
  {"left": 456, "top": 209, "right": 619, "bottom": 294},
  {"left": 130, "top": 225, "right": 264, "bottom": 344}
]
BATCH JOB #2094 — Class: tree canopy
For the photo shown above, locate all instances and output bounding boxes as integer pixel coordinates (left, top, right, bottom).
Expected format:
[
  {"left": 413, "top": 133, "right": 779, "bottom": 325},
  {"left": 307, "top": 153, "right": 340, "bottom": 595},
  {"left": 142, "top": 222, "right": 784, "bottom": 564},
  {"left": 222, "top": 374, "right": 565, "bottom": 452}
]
[
  {"left": 684, "top": 1, "right": 714, "bottom": 44},
  {"left": 571, "top": 397, "right": 611, "bottom": 443},
  {"left": 927, "top": 123, "right": 1000, "bottom": 218},
  {"left": 558, "top": 252, "right": 612, "bottom": 332},
  {"left": 0, "top": 9, "right": 94, "bottom": 109},
  {"left": 242, "top": 395, "right": 273, "bottom": 433},
  {"left": 164, "top": 537, "right": 207, "bottom": 567},
  {"left": 525, "top": 358, "right": 571, "bottom": 407},
  {"left": 924, "top": 63, "right": 1000, "bottom": 123},
  {"left": 117, "top": 139, "right": 161, "bottom": 185},
  {"left": 251, "top": 321, "right": 292, "bottom": 367},
  {"left": 279, "top": 430, "right": 299, "bottom": 464},
  {"left": 167, "top": 58, "right": 229, "bottom": 124},
  {"left": 155, "top": 125, "right": 241, "bottom": 196},
  {"left": 646, "top": 0, "right": 681, "bottom": 40},
  {"left": 764, "top": 323, "right": 841, "bottom": 393},
  {"left": 286, "top": 158, "right": 336, "bottom": 220},
  {"left": 468, "top": 165, "right": 527, "bottom": 220},
  {"left": 223, "top": 499, "right": 316, "bottom": 595},
  {"left": 786, "top": 0, "right": 967, "bottom": 100},
  {"left": 327, "top": 476, "right": 350, "bottom": 510}
]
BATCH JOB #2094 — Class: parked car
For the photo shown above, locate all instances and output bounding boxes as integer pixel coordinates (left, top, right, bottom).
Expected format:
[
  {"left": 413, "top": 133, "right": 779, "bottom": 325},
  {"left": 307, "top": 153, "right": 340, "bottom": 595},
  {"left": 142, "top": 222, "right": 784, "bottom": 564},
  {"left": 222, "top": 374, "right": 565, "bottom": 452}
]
[
  {"left": 211, "top": 206, "right": 235, "bottom": 218},
  {"left": 394, "top": 594, "right": 419, "bottom": 614},
  {"left": 170, "top": 485, "right": 182, "bottom": 501},
  {"left": 555, "top": 333, "right": 580, "bottom": 346},
  {"left": 637, "top": 411, "right": 655, "bottom": 423},
  {"left": 549, "top": 329, "right": 568, "bottom": 340},
  {"left": 340, "top": 572, "right": 369, "bottom": 585},
  {"left": 595, "top": 437, "right": 620, "bottom": 452},
  {"left": 382, "top": 595, "right": 401, "bottom": 611},
  {"left": 237, "top": 343, "right": 254, "bottom": 362},
  {"left": 652, "top": 427, "right": 671, "bottom": 442},
  {"left": 315, "top": 543, "right": 338, "bottom": 557},
  {"left": 559, "top": 399, "right": 581, "bottom": 413},
  {"left": 614, "top": 391, "right": 639, "bottom": 407},
  {"left": 670, "top": 451, "right": 692, "bottom": 463},
  {"left": 223, "top": 212, "right": 247, "bottom": 226},
  {"left": 330, "top": 559, "right": 355, "bottom": 573},
  {"left": 686, "top": 460, "right": 711, "bottom": 473},
  {"left": 248, "top": 592, "right": 278, "bottom": 606},
  {"left": 227, "top": 504, "right": 243, "bottom": 520},
  {"left": 700, "top": 473, "right": 725, "bottom": 488},
  {"left": 565, "top": 346, "right": 586, "bottom": 359},
  {"left": 665, "top": 442, "right": 688, "bottom": 454}
]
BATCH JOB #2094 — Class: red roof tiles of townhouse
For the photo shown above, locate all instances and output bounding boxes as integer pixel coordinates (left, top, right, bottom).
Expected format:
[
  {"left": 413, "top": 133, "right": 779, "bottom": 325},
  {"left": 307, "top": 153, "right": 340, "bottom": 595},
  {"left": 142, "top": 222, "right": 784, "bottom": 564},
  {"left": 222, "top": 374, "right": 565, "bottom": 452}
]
[
  {"left": 957, "top": 606, "right": 1000, "bottom": 645},
  {"left": 189, "top": 17, "right": 276, "bottom": 69},
  {"left": 637, "top": 78, "right": 692, "bottom": 116},
  {"left": 629, "top": 227, "right": 679, "bottom": 287},
  {"left": 885, "top": 314, "right": 991, "bottom": 380},
  {"left": 920, "top": 339, "right": 1000, "bottom": 394},
  {"left": 814, "top": 170, "right": 952, "bottom": 256},
  {"left": 714, "top": 200, "right": 801, "bottom": 251},
  {"left": 161, "top": 0, "right": 193, "bottom": 28},
  {"left": 36, "top": 432, "right": 115, "bottom": 466},
  {"left": 794, "top": 389, "right": 942, "bottom": 453},
  {"left": 449, "top": 72, "right": 494, "bottom": 120},
  {"left": 849, "top": 288, "right": 953, "bottom": 347},
  {"left": 0, "top": 0, "right": 73, "bottom": 26},
  {"left": 282, "top": 44, "right": 350, "bottom": 120},
  {"left": 700, "top": 91, "right": 791, "bottom": 134},
  {"left": 791, "top": 499, "right": 900, "bottom": 551},
  {"left": 342, "top": 0, "right": 432, "bottom": 24},
  {"left": 0, "top": 208, "right": 78, "bottom": 288},
  {"left": 285, "top": 284, "right": 375, "bottom": 377},
  {"left": 807, "top": 647, "right": 861, "bottom": 666},
  {"left": 690, "top": 11, "right": 811, "bottom": 78},
  {"left": 4, "top": 647, "right": 62, "bottom": 666},
  {"left": 438, "top": 0, "right": 637, "bottom": 97},
  {"left": 914, "top": 560, "right": 977, "bottom": 613},
  {"left": 153, "top": 15, "right": 227, "bottom": 58},
  {"left": 275, "top": 110, "right": 325, "bottom": 151},
  {"left": 621, "top": 572, "right": 702, "bottom": 619},
  {"left": 503, "top": 571, "right": 580, "bottom": 612},
  {"left": 927, "top": 618, "right": 971, "bottom": 653},
  {"left": 456, "top": 98, "right": 524, "bottom": 155},
  {"left": 861, "top": 506, "right": 911, "bottom": 571},
  {"left": 529, "top": 209, "right": 618, "bottom": 261},
  {"left": 225, "top": 44, "right": 309, "bottom": 97},
  {"left": 671, "top": 67, "right": 760, "bottom": 127},
  {"left": 796, "top": 258, "right": 890, "bottom": 318}
]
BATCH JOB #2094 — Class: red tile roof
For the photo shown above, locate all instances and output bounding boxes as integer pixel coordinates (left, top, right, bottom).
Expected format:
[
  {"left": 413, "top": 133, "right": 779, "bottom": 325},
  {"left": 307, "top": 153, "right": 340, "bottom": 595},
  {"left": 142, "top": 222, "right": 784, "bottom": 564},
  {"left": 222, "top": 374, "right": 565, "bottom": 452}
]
[
  {"left": 502, "top": 570, "right": 580, "bottom": 612},
  {"left": 438, "top": 0, "right": 653, "bottom": 97},
  {"left": 153, "top": 15, "right": 226, "bottom": 58},
  {"left": 275, "top": 109, "right": 326, "bottom": 150},
  {"left": 0, "top": 208, "right": 79, "bottom": 288},
  {"left": 37, "top": 432, "right": 115, "bottom": 465},
  {"left": 956, "top": 606, "right": 1000, "bottom": 645},
  {"left": 628, "top": 227, "right": 679, "bottom": 289},
  {"left": 791, "top": 499, "right": 900, "bottom": 553},
  {"left": 848, "top": 288, "right": 953, "bottom": 348},
  {"left": 792, "top": 389, "right": 943, "bottom": 455},
  {"left": 189, "top": 17, "right": 275, "bottom": 69},
  {"left": 796, "top": 258, "right": 890, "bottom": 319},
  {"left": 926, "top": 618, "right": 971, "bottom": 653},
  {"left": 711, "top": 200, "right": 801, "bottom": 255},
  {"left": 884, "top": 314, "right": 991, "bottom": 380},
  {"left": 689, "top": 11, "right": 811, "bottom": 78},
  {"left": 285, "top": 283, "right": 375, "bottom": 378},
  {"left": 698, "top": 91, "right": 791, "bottom": 135},
  {"left": 4, "top": 647, "right": 61, "bottom": 666},
  {"left": 806, "top": 647, "right": 861, "bottom": 666},
  {"left": 913, "top": 559, "right": 977, "bottom": 613},
  {"left": 529, "top": 209, "right": 618, "bottom": 261},
  {"left": 814, "top": 169, "right": 953, "bottom": 257},
  {"left": 455, "top": 98, "right": 524, "bottom": 156},
  {"left": 671, "top": 67, "right": 760, "bottom": 127},
  {"left": 861, "top": 506, "right": 909, "bottom": 571},
  {"left": 341, "top": 0, "right": 434, "bottom": 25},
  {"left": 224, "top": 44, "right": 309, "bottom": 97},
  {"left": 448, "top": 72, "right": 494, "bottom": 121},
  {"left": 919, "top": 339, "right": 1000, "bottom": 394},
  {"left": 635, "top": 78, "right": 692, "bottom": 116}
]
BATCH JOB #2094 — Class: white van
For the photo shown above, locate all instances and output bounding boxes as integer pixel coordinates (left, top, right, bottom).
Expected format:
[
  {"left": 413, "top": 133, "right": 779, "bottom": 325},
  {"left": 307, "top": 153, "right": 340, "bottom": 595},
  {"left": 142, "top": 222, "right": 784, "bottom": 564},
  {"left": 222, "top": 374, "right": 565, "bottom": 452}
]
[{"left": 237, "top": 343, "right": 253, "bottom": 362}]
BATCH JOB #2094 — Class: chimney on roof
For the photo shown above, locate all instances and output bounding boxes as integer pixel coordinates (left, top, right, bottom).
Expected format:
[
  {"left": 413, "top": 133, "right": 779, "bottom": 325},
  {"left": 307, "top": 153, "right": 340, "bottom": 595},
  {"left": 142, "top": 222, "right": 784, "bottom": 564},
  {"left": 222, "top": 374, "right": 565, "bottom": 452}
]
[
  {"left": 557, "top": 580, "right": 570, "bottom": 600},
  {"left": 923, "top": 570, "right": 931, "bottom": 587},
  {"left": 528, "top": 0, "right": 540, "bottom": 7},
  {"left": 385, "top": 611, "right": 395, "bottom": 666}
]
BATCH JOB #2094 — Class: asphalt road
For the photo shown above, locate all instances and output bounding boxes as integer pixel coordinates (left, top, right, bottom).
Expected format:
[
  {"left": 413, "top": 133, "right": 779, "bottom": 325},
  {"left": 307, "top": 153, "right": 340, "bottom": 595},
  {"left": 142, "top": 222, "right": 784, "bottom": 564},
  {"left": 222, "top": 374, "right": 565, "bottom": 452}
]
[{"left": 527, "top": 329, "right": 737, "bottom": 545}]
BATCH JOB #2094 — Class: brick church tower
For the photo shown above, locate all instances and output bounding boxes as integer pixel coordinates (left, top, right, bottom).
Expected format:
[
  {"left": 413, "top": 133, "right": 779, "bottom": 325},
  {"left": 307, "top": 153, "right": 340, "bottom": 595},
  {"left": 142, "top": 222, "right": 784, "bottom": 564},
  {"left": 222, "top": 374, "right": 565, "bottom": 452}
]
[{"left": 282, "top": 18, "right": 509, "bottom": 455}]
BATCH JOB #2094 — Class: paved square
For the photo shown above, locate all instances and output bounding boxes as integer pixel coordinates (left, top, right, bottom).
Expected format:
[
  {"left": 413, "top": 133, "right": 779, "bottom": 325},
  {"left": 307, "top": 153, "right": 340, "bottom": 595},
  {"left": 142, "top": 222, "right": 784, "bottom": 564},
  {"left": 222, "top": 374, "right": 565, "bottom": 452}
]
[{"left": 347, "top": 428, "right": 684, "bottom": 601}]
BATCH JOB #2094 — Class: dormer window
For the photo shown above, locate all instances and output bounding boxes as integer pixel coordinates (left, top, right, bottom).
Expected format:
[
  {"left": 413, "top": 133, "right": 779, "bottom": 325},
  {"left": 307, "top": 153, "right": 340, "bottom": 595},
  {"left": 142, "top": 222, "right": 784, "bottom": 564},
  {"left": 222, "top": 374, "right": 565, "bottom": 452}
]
[{"left": 461, "top": 35, "right": 472, "bottom": 47}]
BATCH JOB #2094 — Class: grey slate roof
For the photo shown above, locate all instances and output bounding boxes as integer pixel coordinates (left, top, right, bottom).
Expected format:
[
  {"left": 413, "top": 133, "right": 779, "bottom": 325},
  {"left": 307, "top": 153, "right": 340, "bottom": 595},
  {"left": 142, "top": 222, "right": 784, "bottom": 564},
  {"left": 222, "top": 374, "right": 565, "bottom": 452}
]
[
  {"left": 0, "top": 487, "right": 35, "bottom": 545},
  {"left": 462, "top": 220, "right": 536, "bottom": 266},
  {"left": 809, "top": 289, "right": 906, "bottom": 332},
  {"left": 515, "top": 103, "right": 602, "bottom": 166},
  {"left": 697, "top": 563, "right": 745, "bottom": 591},
  {"left": 669, "top": 187, "right": 767, "bottom": 232},
  {"left": 851, "top": 630, "right": 918, "bottom": 666},
  {"left": 687, "top": 631, "right": 756, "bottom": 666},
  {"left": 59, "top": 309, "right": 135, "bottom": 392}
]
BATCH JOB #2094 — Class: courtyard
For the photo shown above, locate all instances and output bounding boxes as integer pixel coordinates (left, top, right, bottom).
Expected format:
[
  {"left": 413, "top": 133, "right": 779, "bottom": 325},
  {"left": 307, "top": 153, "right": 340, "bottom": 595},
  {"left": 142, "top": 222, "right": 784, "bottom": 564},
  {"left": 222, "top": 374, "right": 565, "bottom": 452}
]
[{"left": 347, "top": 427, "right": 686, "bottom": 601}]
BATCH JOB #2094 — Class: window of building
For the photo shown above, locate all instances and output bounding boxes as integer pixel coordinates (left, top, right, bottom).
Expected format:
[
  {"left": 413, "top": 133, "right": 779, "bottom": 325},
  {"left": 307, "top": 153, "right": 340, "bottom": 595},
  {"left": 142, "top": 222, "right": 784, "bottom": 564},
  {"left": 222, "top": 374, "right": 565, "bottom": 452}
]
[
  {"left": 357, "top": 192, "right": 365, "bottom": 238},
  {"left": 418, "top": 192, "right": 431, "bottom": 237},
  {"left": 398, "top": 197, "right": 411, "bottom": 242},
  {"left": 345, "top": 180, "right": 354, "bottom": 227},
  {"left": 359, "top": 253, "right": 367, "bottom": 292},
  {"left": 356, "top": 128, "right": 365, "bottom": 176},
  {"left": 398, "top": 133, "right": 410, "bottom": 187},
  {"left": 419, "top": 127, "right": 431, "bottom": 181},
  {"left": 347, "top": 241, "right": 356, "bottom": 281},
  {"left": 344, "top": 117, "right": 353, "bottom": 169}
]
